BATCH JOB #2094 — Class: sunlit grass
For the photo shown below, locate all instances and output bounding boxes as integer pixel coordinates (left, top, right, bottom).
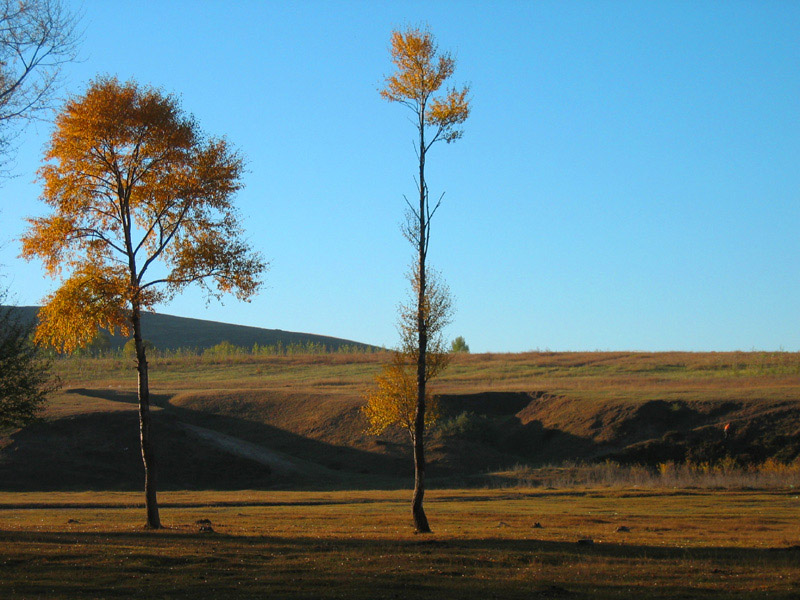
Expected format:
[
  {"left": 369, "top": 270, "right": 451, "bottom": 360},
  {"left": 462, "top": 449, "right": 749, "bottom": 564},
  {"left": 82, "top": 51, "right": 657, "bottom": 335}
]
[
  {"left": 0, "top": 489, "right": 798, "bottom": 599},
  {"left": 9, "top": 352, "right": 800, "bottom": 597},
  {"left": 49, "top": 350, "right": 800, "bottom": 401}
]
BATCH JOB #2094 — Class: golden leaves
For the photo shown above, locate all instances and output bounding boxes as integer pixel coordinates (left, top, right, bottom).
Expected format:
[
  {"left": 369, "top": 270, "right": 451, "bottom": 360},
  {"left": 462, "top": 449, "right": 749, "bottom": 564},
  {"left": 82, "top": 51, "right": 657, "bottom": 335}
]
[
  {"left": 381, "top": 28, "right": 454, "bottom": 105},
  {"left": 427, "top": 86, "right": 470, "bottom": 143},
  {"left": 20, "top": 214, "right": 76, "bottom": 276},
  {"left": 22, "top": 76, "right": 266, "bottom": 352},
  {"left": 35, "top": 264, "right": 130, "bottom": 353},
  {"left": 361, "top": 352, "right": 440, "bottom": 437},
  {"left": 380, "top": 26, "right": 470, "bottom": 145},
  {"left": 363, "top": 268, "right": 452, "bottom": 437}
]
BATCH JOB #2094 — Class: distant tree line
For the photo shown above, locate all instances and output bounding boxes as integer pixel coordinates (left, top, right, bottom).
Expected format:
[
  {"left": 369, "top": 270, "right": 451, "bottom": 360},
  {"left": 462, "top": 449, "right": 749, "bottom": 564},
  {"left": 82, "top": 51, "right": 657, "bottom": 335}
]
[
  {"left": 208, "top": 340, "right": 379, "bottom": 357},
  {"left": 54, "top": 336, "right": 381, "bottom": 359}
]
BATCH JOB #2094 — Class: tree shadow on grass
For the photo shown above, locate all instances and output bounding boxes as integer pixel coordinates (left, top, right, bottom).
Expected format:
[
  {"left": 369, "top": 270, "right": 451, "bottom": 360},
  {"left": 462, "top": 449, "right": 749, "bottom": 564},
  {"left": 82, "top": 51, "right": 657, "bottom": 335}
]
[
  {"left": 2, "top": 527, "right": 799, "bottom": 559},
  {"left": 66, "top": 387, "right": 171, "bottom": 406},
  {"left": 0, "top": 529, "right": 797, "bottom": 599},
  {"left": 3, "top": 388, "right": 629, "bottom": 492}
]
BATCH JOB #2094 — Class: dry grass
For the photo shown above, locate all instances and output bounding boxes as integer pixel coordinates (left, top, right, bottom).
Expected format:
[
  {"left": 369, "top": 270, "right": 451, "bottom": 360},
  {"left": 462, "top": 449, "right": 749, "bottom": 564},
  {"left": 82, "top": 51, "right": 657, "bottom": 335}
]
[
  {"left": 48, "top": 350, "right": 800, "bottom": 401},
  {"left": 493, "top": 459, "right": 800, "bottom": 489},
  {"left": 6, "top": 353, "right": 800, "bottom": 597},
  {"left": 0, "top": 488, "right": 798, "bottom": 599}
]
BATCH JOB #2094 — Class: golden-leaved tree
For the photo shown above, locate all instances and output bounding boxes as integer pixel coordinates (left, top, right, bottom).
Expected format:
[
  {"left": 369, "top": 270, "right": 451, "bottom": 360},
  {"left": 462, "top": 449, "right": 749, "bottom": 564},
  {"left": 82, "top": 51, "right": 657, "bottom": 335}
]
[
  {"left": 363, "top": 270, "right": 451, "bottom": 439},
  {"left": 21, "top": 77, "right": 266, "bottom": 529},
  {"left": 376, "top": 26, "right": 469, "bottom": 533}
]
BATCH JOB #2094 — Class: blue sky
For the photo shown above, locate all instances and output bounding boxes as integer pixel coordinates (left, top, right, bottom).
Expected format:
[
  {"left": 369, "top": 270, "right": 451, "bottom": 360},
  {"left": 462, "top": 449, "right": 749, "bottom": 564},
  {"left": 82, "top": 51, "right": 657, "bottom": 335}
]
[{"left": 1, "top": 0, "right": 798, "bottom": 353}]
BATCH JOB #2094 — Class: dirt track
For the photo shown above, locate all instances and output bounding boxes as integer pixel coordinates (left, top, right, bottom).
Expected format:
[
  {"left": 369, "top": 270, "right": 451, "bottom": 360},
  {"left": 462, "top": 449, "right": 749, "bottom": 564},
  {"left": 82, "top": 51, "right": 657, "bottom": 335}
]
[{"left": 178, "top": 422, "right": 344, "bottom": 478}]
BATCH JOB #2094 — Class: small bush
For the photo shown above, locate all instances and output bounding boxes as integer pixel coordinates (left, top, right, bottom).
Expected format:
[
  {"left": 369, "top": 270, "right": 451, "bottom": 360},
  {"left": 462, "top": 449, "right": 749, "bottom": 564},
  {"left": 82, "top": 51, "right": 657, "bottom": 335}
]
[
  {"left": 122, "top": 338, "right": 154, "bottom": 358},
  {"left": 204, "top": 340, "right": 244, "bottom": 358},
  {"left": 450, "top": 336, "right": 470, "bottom": 353},
  {"left": 438, "top": 411, "right": 494, "bottom": 441}
]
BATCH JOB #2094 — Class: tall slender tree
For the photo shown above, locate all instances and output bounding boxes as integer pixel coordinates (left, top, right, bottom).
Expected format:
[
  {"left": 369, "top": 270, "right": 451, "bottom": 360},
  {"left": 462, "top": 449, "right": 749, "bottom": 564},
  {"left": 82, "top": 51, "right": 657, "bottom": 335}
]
[
  {"left": 380, "top": 26, "right": 470, "bottom": 532},
  {"left": 21, "top": 77, "right": 266, "bottom": 528}
]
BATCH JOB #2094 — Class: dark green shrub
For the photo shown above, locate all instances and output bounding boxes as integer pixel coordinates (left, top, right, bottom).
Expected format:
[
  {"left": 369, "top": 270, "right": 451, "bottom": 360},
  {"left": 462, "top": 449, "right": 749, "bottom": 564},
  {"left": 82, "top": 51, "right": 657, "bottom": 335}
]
[{"left": 438, "top": 411, "right": 493, "bottom": 441}]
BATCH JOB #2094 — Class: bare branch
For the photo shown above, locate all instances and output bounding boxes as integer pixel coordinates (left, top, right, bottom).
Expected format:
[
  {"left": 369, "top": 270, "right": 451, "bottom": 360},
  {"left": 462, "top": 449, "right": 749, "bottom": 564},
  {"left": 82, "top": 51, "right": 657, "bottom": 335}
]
[
  {"left": 428, "top": 191, "right": 445, "bottom": 222},
  {"left": 0, "top": 0, "right": 80, "bottom": 169},
  {"left": 70, "top": 227, "right": 127, "bottom": 256},
  {"left": 402, "top": 194, "right": 419, "bottom": 219},
  {"left": 136, "top": 200, "right": 192, "bottom": 284}
]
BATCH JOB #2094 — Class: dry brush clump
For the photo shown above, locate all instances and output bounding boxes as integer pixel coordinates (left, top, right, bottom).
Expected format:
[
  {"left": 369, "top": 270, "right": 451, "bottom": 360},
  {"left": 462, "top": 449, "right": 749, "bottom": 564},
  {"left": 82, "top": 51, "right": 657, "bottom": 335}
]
[{"left": 497, "top": 458, "right": 800, "bottom": 489}]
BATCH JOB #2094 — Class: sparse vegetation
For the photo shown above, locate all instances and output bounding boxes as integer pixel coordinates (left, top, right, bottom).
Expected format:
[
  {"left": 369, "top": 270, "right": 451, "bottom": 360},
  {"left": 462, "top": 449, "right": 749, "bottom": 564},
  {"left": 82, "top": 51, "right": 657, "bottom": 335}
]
[
  {"left": 494, "top": 458, "right": 800, "bottom": 489},
  {"left": 3, "top": 349, "right": 798, "bottom": 491},
  {"left": 437, "top": 411, "right": 493, "bottom": 441},
  {"left": 3, "top": 350, "right": 800, "bottom": 598},
  {"left": 1, "top": 307, "right": 380, "bottom": 356}
]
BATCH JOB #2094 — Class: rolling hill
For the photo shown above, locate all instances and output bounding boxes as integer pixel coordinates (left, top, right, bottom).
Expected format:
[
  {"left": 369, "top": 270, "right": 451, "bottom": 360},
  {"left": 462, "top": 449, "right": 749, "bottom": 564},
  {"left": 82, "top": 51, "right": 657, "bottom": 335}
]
[
  {"left": 1, "top": 351, "right": 799, "bottom": 491},
  {"left": 3, "top": 306, "right": 378, "bottom": 353}
]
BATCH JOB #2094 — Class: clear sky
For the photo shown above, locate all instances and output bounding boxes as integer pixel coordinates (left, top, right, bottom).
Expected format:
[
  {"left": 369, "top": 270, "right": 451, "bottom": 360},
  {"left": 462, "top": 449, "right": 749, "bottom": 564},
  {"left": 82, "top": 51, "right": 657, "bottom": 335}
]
[{"left": 1, "top": 0, "right": 798, "bottom": 353}]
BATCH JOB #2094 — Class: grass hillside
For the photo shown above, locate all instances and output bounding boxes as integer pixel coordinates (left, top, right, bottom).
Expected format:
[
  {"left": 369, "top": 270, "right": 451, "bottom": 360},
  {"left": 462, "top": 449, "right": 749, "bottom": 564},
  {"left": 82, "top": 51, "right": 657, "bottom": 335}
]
[
  {"left": 1, "top": 351, "right": 799, "bottom": 491},
  {"left": 2, "top": 306, "right": 377, "bottom": 352}
]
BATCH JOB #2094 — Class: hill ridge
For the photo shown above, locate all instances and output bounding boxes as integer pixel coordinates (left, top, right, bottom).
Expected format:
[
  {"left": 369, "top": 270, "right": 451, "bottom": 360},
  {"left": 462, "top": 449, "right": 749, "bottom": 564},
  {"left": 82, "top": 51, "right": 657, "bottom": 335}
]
[{"left": 2, "top": 305, "right": 377, "bottom": 352}]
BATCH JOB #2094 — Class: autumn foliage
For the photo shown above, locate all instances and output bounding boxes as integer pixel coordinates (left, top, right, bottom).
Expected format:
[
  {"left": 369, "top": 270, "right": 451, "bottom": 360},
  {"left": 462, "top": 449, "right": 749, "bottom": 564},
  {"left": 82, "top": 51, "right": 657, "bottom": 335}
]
[
  {"left": 363, "top": 354, "right": 440, "bottom": 438},
  {"left": 21, "top": 77, "right": 265, "bottom": 352},
  {"left": 21, "top": 77, "right": 265, "bottom": 529},
  {"left": 362, "top": 269, "right": 451, "bottom": 438},
  {"left": 380, "top": 28, "right": 470, "bottom": 145}
]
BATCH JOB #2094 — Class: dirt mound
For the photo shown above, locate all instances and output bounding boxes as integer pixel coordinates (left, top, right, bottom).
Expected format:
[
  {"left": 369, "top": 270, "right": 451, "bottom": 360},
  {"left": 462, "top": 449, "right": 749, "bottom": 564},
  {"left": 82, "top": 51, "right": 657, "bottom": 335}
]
[
  {"left": 3, "top": 386, "right": 799, "bottom": 491},
  {"left": 431, "top": 393, "right": 800, "bottom": 468},
  {"left": 169, "top": 389, "right": 410, "bottom": 479}
]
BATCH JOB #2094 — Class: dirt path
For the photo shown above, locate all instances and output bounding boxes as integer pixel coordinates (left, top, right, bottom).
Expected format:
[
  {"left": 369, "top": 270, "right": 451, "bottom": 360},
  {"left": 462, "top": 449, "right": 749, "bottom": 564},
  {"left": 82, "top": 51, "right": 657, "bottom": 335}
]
[{"left": 178, "top": 422, "right": 342, "bottom": 478}]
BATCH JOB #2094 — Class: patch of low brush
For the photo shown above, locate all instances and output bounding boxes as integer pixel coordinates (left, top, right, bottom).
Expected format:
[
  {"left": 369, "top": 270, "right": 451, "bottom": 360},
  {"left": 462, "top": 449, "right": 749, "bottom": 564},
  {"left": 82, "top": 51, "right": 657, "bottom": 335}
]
[{"left": 494, "top": 457, "right": 800, "bottom": 489}]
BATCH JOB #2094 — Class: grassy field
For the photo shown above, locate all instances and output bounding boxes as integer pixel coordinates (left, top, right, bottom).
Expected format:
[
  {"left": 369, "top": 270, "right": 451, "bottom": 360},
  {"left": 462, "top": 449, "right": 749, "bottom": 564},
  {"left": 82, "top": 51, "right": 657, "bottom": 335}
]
[
  {"left": 49, "top": 349, "right": 800, "bottom": 398},
  {"left": 0, "top": 488, "right": 798, "bottom": 599},
  {"left": 2, "top": 352, "right": 800, "bottom": 597}
]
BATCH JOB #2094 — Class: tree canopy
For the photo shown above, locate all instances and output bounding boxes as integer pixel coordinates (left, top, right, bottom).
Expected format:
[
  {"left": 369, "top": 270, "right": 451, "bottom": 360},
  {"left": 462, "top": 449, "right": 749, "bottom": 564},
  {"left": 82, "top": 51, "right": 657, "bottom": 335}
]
[
  {"left": 21, "top": 77, "right": 266, "bottom": 352},
  {"left": 380, "top": 26, "right": 470, "bottom": 147},
  {"left": 450, "top": 336, "right": 469, "bottom": 353}
]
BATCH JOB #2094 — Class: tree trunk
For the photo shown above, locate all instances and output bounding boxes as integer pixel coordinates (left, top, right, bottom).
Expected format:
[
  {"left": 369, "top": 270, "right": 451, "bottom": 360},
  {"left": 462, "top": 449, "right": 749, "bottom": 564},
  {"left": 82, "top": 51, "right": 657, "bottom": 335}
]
[
  {"left": 412, "top": 112, "right": 431, "bottom": 534},
  {"left": 132, "top": 305, "right": 161, "bottom": 529},
  {"left": 411, "top": 431, "right": 430, "bottom": 532}
]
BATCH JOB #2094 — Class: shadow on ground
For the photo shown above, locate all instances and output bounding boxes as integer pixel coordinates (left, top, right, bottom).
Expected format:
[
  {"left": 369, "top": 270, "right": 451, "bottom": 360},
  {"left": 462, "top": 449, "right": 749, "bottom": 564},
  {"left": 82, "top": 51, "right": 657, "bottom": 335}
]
[{"left": 0, "top": 528, "right": 797, "bottom": 599}]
